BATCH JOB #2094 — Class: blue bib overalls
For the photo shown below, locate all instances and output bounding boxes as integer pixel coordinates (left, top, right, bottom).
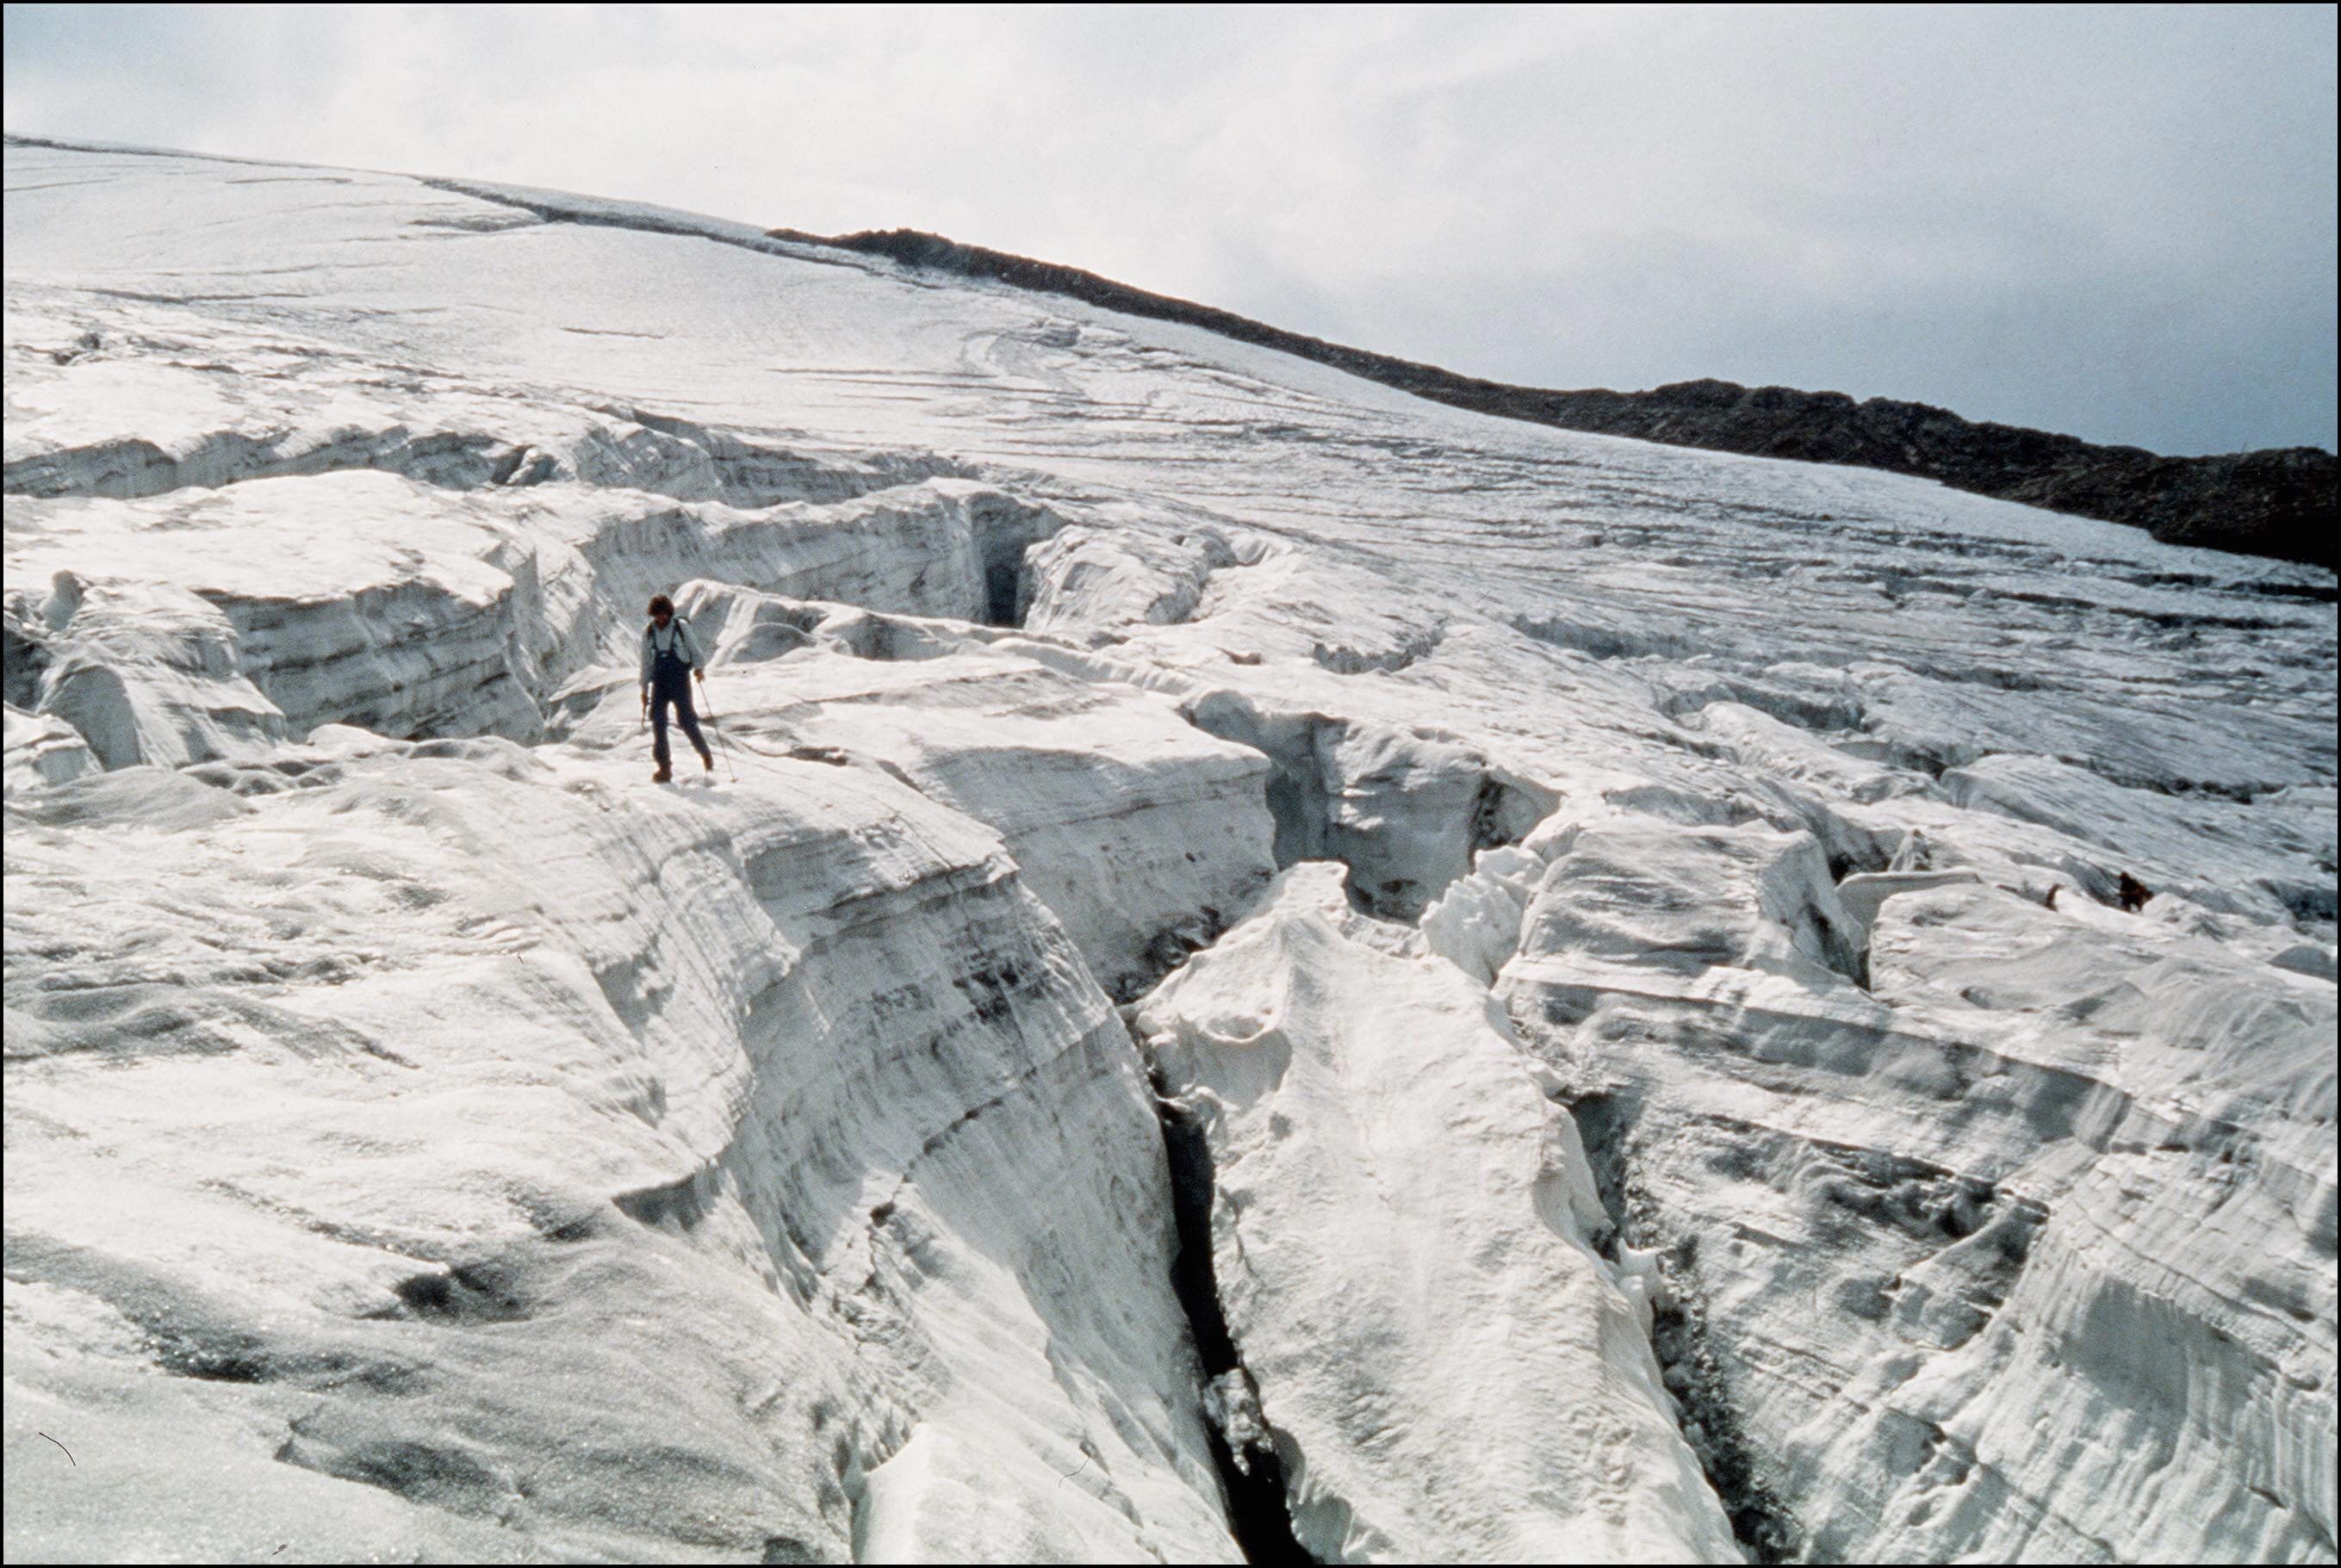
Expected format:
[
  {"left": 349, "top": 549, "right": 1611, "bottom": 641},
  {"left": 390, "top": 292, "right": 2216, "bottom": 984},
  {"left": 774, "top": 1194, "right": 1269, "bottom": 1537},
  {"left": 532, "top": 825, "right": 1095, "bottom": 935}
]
[{"left": 648, "top": 626, "right": 711, "bottom": 772}]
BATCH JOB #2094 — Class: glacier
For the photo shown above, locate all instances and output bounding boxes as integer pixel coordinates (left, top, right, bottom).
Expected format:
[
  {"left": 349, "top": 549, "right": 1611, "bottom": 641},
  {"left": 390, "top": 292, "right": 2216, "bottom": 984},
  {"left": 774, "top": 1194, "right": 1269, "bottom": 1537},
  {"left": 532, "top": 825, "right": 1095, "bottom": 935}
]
[{"left": 3, "top": 135, "right": 2334, "bottom": 1565}]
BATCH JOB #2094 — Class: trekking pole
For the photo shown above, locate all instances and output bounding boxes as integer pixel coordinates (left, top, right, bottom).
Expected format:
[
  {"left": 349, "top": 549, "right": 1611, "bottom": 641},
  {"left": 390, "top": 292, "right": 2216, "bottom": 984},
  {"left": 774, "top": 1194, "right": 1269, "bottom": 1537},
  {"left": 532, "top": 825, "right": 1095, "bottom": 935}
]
[{"left": 698, "top": 681, "right": 741, "bottom": 782}]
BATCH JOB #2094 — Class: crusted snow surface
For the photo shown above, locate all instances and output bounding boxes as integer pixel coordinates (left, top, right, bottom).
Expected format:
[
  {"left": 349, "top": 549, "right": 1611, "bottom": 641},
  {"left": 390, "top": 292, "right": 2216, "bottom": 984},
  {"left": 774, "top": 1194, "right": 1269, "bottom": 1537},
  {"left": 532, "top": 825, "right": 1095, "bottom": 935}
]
[
  {"left": 5, "top": 136, "right": 2337, "bottom": 1564},
  {"left": 5, "top": 734, "right": 1242, "bottom": 1563},
  {"left": 1139, "top": 863, "right": 1741, "bottom": 1562},
  {"left": 1501, "top": 830, "right": 2336, "bottom": 1564}
]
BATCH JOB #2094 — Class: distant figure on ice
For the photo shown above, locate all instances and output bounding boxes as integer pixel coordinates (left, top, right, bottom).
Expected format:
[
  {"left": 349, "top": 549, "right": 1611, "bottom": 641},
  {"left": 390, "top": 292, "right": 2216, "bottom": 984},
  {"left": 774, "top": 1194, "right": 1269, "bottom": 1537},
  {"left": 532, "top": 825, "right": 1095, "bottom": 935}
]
[
  {"left": 2116, "top": 871, "right": 2154, "bottom": 914},
  {"left": 641, "top": 593, "right": 713, "bottom": 783}
]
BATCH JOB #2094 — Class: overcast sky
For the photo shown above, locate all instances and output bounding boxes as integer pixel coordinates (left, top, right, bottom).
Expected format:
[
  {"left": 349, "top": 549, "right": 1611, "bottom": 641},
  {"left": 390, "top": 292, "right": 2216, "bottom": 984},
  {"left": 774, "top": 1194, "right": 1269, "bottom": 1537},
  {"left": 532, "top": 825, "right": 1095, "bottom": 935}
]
[{"left": 6, "top": 3, "right": 2334, "bottom": 455}]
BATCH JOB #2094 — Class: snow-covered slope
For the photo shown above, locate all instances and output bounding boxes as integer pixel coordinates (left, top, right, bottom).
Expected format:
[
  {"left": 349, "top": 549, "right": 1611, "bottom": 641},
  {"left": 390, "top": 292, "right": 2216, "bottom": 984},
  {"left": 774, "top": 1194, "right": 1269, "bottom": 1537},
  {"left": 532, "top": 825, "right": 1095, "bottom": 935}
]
[{"left": 5, "top": 136, "right": 2334, "bottom": 1565}]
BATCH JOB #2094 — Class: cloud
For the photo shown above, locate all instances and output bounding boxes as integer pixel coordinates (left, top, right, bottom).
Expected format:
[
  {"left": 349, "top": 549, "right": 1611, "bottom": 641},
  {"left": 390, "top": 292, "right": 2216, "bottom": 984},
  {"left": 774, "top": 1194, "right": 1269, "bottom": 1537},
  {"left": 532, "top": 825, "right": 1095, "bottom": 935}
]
[{"left": 5, "top": 2, "right": 2332, "bottom": 453}]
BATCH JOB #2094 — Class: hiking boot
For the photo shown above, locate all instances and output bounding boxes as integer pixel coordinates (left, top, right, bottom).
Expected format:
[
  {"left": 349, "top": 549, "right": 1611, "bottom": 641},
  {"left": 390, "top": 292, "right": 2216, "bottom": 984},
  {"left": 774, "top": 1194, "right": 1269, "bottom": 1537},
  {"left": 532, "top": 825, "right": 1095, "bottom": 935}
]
[{"left": 652, "top": 764, "right": 673, "bottom": 783}]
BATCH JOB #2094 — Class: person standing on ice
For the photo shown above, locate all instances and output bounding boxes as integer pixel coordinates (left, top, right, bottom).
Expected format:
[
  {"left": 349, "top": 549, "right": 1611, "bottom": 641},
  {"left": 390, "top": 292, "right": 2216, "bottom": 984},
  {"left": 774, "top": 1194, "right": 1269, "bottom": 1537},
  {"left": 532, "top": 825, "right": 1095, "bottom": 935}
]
[{"left": 641, "top": 593, "right": 714, "bottom": 782}]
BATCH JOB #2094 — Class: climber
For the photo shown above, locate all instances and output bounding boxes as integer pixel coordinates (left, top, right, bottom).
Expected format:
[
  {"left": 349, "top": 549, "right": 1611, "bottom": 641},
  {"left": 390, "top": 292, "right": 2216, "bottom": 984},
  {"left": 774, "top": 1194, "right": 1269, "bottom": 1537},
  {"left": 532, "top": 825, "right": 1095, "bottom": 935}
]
[
  {"left": 2116, "top": 871, "right": 2153, "bottom": 914},
  {"left": 641, "top": 593, "right": 713, "bottom": 783}
]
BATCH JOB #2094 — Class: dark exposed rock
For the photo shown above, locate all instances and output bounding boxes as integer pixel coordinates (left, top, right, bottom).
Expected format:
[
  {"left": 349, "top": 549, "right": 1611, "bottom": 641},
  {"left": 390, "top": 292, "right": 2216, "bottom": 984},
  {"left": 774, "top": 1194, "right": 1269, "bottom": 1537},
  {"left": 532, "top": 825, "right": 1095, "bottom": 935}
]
[{"left": 770, "top": 226, "right": 2336, "bottom": 570}]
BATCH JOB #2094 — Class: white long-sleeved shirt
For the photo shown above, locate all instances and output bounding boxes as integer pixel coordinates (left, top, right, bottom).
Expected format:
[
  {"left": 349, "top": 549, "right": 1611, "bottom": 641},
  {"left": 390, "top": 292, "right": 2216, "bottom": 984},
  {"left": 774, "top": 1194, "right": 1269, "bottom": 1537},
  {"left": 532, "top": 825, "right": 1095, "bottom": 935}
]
[{"left": 640, "top": 617, "right": 705, "bottom": 685}]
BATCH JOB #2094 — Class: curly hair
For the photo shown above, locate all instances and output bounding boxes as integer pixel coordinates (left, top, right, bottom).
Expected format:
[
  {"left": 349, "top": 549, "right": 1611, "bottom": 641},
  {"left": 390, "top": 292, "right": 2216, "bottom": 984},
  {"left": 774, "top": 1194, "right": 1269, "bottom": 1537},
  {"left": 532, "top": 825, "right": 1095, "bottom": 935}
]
[{"left": 647, "top": 593, "right": 674, "bottom": 618}]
